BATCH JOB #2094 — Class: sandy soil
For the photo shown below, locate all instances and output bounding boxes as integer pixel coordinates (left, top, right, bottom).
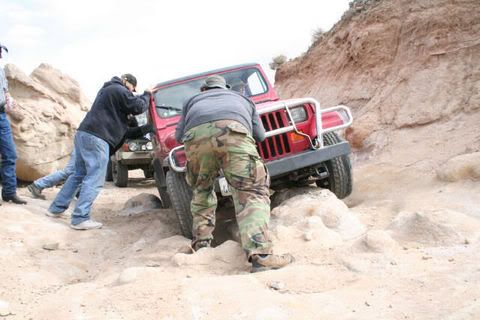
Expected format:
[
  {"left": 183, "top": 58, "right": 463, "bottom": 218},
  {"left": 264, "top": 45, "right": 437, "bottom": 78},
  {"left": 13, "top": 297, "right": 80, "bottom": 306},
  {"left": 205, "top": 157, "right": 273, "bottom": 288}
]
[{"left": 0, "top": 162, "right": 479, "bottom": 319}]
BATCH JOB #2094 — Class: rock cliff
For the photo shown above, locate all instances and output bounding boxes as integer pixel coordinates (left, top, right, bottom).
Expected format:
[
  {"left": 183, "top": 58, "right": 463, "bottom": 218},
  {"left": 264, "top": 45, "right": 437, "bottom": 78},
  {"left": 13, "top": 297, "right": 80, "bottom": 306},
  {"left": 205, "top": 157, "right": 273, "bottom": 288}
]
[{"left": 275, "top": 0, "right": 480, "bottom": 167}]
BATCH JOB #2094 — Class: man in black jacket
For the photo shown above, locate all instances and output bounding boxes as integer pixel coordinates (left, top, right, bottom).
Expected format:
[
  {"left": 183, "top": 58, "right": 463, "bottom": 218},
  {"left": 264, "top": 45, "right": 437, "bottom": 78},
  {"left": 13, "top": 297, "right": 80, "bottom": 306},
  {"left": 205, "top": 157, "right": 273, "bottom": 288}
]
[{"left": 47, "top": 74, "right": 150, "bottom": 230}]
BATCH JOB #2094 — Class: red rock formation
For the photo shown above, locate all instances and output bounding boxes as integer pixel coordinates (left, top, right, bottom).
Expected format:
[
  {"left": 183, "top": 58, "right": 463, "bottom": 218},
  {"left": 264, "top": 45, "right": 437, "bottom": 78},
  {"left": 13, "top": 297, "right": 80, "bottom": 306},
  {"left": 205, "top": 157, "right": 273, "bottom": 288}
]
[{"left": 275, "top": 0, "right": 480, "bottom": 166}]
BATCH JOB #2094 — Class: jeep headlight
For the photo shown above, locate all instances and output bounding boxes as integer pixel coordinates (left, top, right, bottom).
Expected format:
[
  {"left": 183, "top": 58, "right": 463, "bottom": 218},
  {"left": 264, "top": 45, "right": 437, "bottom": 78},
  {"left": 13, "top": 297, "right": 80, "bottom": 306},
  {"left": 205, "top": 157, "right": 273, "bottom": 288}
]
[
  {"left": 146, "top": 141, "right": 153, "bottom": 150},
  {"left": 289, "top": 106, "right": 307, "bottom": 123},
  {"left": 128, "top": 142, "right": 139, "bottom": 152}
]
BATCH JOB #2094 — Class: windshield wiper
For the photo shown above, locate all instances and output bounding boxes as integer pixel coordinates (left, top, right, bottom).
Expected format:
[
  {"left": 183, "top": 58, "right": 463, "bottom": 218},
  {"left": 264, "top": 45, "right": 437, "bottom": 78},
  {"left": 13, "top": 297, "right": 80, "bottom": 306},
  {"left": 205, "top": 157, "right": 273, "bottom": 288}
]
[
  {"left": 256, "top": 99, "right": 274, "bottom": 104},
  {"left": 156, "top": 105, "right": 182, "bottom": 111}
]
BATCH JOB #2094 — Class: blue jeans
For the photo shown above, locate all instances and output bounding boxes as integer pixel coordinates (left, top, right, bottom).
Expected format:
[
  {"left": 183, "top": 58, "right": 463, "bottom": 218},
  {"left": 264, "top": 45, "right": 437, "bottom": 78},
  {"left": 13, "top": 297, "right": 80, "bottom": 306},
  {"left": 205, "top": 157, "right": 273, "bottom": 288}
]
[
  {"left": 0, "top": 112, "right": 17, "bottom": 197},
  {"left": 49, "top": 131, "right": 109, "bottom": 225},
  {"left": 34, "top": 149, "right": 76, "bottom": 189}
]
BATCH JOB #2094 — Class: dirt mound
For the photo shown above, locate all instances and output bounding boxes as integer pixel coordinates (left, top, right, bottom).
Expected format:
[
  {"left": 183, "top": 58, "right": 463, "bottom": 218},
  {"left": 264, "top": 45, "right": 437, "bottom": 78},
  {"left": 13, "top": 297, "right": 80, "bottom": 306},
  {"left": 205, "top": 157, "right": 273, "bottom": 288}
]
[
  {"left": 269, "top": 188, "right": 365, "bottom": 254},
  {"left": 437, "top": 152, "right": 480, "bottom": 182},
  {"left": 172, "top": 240, "right": 249, "bottom": 273},
  {"left": 5, "top": 63, "right": 89, "bottom": 181},
  {"left": 388, "top": 209, "right": 480, "bottom": 246},
  {"left": 274, "top": 0, "right": 480, "bottom": 168},
  {"left": 357, "top": 230, "right": 399, "bottom": 253}
]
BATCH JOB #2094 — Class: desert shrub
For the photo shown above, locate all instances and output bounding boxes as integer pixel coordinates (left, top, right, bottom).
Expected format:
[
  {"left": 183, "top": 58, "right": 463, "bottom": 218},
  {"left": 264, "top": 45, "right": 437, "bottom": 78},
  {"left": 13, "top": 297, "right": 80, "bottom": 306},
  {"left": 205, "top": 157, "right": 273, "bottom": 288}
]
[
  {"left": 269, "top": 54, "right": 287, "bottom": 70},
  {"left": 311, "top": 27, "right": 325, "bottom": 46}
]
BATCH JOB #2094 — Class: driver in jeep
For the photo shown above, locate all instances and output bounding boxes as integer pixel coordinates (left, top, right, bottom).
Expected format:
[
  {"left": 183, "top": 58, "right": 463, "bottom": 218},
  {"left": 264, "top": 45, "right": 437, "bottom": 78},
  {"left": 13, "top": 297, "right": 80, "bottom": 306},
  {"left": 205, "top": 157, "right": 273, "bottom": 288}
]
[{"left": 175, "top": 74, "right": 294, "bottom": 272}]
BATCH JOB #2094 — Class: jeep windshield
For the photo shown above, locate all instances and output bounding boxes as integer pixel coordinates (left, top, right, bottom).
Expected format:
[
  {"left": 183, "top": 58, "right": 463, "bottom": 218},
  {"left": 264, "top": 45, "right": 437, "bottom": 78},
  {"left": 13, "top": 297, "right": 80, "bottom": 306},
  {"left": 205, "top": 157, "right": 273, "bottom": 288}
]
[{"left": 153, "top": 67, "right": 269, "bottom": 118}]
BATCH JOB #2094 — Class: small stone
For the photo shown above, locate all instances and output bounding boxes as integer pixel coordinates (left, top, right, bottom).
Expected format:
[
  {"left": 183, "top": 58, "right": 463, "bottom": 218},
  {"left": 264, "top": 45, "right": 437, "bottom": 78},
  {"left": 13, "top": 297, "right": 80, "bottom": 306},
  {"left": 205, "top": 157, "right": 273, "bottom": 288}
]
[
  {"left": 364, "top": 230, "right": 398, "bottom": 253},
  {"left": 0, "top": 310, "right": 11, "bottom": 317},
  {"left": 145, "top": 262, "right": 160, "bottom": 267},
  {"left": 304, "top": 231, "right": 313, "bottom": 241},
  {"left": 365, "top": 301, "right": 370, "bottom": 307},
  {"left": 448, "top": 258, "right": 454, "bottom": 262},
  {"left": 117, "top": 268, "right": 138, "bottom": 285},
  {"left": 422, "top": 256, "right": 432, "bottom": 260},
  {"left": 177, "top": 245, "right": 194, "bottom": 254},
  {"left": 42, "top": 242, "right": 59, "bottom": 251},
  {"left": 121, "top": 193, "right": 162, "bottom": 216},
  {"left": 268, "top": 281, "right": 286, "bottom": 291},
  {"left": 0, "top": 300, "right": 10, "bottom": 316}
]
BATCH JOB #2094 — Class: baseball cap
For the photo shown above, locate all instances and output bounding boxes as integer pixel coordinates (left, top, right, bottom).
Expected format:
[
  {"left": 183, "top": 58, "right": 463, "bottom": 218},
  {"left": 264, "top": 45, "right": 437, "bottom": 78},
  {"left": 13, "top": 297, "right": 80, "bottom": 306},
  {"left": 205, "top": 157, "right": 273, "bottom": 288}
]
[{"left": 121, "top": 73, "right": 137, "bottom": 91}]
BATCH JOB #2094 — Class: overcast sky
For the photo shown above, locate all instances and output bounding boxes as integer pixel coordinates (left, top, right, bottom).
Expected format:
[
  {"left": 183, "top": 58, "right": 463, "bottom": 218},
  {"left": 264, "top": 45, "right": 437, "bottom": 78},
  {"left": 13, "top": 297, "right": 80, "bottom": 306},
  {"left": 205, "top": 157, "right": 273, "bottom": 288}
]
[{"left": 0, "top": 0, "right": 350, "bottom": 100}]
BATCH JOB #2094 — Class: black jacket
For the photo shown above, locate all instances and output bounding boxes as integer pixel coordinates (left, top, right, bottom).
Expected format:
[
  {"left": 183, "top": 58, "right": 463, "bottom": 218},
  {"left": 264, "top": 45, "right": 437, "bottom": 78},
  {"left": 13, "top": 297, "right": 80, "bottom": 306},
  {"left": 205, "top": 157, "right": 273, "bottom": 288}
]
[
  {"left": 111, "top": 118, "right": 153, "bottom": 154},
  {"left": 78, "top": 76, "right": 150, "bottom": 149}
]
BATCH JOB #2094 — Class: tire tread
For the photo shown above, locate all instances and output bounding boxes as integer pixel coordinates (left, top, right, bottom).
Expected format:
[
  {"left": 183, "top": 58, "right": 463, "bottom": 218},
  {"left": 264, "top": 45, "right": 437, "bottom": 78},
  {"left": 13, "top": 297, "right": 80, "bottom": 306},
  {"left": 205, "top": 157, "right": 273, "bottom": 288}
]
[
  {"left": 166, "top": 171, "right": 193, "bottom": 238},
  {"left": 319, "top": 132, "right": 353, "bottom": 199}
]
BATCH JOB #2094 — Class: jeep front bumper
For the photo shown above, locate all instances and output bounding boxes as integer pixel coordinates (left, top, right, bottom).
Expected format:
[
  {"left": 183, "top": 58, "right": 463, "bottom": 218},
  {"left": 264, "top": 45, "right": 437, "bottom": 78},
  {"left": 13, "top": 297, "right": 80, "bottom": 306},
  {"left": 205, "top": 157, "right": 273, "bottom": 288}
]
[
  {"left": 167, "top": 98, "right": 353, "bottom": 173},
  {"left": 266, "top": 141, "right": 351, "bottom": 178},
  {"left": 115, "top": 151, "right": 152, "bottom": 165}
]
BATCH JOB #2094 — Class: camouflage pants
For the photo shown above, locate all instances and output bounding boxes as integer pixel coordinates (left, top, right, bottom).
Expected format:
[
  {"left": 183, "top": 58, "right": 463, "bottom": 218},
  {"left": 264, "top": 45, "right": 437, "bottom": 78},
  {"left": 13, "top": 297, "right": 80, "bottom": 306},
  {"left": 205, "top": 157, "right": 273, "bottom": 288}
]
[{"left": 183, "top": 120, "right": 273, "bottom": 257}]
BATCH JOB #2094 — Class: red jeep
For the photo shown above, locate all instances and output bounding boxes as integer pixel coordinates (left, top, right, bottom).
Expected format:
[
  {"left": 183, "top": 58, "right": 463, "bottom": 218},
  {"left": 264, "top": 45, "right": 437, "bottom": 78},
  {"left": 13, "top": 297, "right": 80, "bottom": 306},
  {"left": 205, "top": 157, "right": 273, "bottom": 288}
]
[{"left": 148, "top": 63, "right": 353, "bottom": 238}]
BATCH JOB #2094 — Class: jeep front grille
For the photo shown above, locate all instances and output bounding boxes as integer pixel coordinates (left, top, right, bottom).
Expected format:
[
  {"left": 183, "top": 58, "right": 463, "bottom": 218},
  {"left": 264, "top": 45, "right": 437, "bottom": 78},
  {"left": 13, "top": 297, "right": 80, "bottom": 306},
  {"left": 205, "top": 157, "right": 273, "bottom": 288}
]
[{"left": 257, "top": 111, "right": 292, "bottom": 160}]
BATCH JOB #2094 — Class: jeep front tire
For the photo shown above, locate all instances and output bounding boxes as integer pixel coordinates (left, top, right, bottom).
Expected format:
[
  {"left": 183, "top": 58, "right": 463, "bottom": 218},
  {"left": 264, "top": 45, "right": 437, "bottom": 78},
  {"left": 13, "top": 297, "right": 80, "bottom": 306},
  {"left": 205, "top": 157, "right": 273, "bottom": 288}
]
[
  {"left": 112, "top": 161, "right": 129, "bottom": 187},
  {"left": 143, "top": 168, "right": 154, "bottom": 179},
  {"left": 154, "top": 169, "right": 172, "bottom": 209},
  {"left": 166, "top": 170, "right": 193, "bottom": 239},
  {"left": 316, "top": 132, "right": 353, "bottom": 199}
]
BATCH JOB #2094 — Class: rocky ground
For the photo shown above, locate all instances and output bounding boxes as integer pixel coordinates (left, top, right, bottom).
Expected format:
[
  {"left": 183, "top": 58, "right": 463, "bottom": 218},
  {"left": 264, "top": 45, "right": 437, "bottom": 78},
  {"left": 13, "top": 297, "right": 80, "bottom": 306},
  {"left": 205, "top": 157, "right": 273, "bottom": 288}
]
[{"left": 0, "top": 156, "right": 479, "bottom": 319}]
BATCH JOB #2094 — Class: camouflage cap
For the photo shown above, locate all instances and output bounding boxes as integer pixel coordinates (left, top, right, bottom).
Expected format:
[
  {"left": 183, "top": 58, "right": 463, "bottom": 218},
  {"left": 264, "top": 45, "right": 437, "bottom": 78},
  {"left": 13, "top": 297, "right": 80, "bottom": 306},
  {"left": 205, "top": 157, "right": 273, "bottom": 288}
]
[{"left": 201, "top": 75, "right": 231, "bottom": 90}]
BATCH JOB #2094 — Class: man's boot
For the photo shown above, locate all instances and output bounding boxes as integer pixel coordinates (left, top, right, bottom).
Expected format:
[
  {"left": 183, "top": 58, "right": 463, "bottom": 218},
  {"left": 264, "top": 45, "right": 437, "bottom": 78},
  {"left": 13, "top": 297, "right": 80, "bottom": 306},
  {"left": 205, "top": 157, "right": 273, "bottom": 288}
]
[
  {"left": 2, "top": 194, "right": 27, "bottom": 205},
  {"left": 192, "top": 239, "right": 212, "bottom": 252},
  {"left": 250, "top": 253, "right": 295, "bottom": 273}
]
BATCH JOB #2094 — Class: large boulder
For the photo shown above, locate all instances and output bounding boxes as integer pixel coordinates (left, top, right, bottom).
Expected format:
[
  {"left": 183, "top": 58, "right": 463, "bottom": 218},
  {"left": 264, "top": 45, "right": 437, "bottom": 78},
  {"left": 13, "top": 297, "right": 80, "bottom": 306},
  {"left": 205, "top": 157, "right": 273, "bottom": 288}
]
[{"left": 5, "top": 63, "right": 89, "bottom": 181}]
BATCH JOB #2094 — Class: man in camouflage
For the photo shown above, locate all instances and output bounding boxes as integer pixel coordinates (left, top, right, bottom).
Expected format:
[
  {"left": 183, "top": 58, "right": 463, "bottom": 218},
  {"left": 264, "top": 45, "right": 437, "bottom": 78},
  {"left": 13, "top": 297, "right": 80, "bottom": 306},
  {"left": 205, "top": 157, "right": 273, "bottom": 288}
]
[{"left": 175, "top": 74, "right": 294, "bottom": 272}]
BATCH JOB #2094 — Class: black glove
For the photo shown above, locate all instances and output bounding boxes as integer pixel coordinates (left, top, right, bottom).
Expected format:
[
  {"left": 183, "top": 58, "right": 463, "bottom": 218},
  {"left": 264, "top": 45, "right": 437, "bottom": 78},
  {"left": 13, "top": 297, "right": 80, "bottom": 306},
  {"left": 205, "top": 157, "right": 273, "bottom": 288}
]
[{"left": 140, "top": 124, "right": 155, "bottom": 135}]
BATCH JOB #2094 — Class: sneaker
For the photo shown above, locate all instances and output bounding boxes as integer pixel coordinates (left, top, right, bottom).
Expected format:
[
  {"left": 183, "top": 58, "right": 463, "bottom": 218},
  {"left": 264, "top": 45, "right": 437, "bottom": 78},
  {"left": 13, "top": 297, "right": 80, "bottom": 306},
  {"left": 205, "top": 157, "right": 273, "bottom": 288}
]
[
  {"left": 70, "top": 220, "right": 103, "bottom": 230},
  {"left": 27, "top": 183, "right": 46, "bottom": 200},
  {"left": 45, "top": 210, "right": 71, "bottom": 219},
  {"left": 192, "top": 239, "right": 212, "bottom": 251},
  {"left": 250, "top": 253, "right": 295, "bottom": 273}
]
